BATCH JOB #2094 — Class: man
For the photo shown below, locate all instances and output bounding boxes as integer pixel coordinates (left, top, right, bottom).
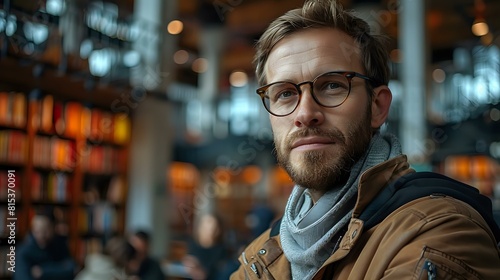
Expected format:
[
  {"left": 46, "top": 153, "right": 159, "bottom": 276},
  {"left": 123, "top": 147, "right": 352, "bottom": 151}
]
[
  {"left": 128, "top": 230, "right": 165, "bottom": 280},
  {"left": 15, "top": 211, "right": 76, "bottom": 280},
  {"left": 231, "top": 0, "right": 500, "bottom": 279}
]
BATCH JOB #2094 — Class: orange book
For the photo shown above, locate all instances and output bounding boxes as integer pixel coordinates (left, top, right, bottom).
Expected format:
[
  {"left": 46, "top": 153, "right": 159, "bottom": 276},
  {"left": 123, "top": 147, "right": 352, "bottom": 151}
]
[
  {"left": 80, "top": 106, "right": 91, "bottom": 139},
  {"left": 12, "top": 92, "right": 27, "bottom": 128},
  {"left": 0, "top": 92, "right": 9, "bottom": 125},
  {"left": 41, "top": 95, "right": 54, "bottom": 133},
  {"left": 64, "top": 102, "right": 82, "bottom": 138},
  {"left": 52, "top": 138, "right": 68, "bottom": 170},
  {"left": 29, "top": 96, "right": 41, "bottom": 132}
]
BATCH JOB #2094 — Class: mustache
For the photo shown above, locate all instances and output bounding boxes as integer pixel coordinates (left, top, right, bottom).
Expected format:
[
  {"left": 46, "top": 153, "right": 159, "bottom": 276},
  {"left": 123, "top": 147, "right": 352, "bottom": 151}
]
[{"left": 285, "top": 127, "right": 346, "bottom": 148}]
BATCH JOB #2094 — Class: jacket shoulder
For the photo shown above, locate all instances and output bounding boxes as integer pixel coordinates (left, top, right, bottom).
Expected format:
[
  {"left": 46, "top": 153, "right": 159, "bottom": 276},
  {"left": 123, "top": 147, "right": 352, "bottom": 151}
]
[{"left": 360, "top": 171, "right": 500, "bottom": 243}]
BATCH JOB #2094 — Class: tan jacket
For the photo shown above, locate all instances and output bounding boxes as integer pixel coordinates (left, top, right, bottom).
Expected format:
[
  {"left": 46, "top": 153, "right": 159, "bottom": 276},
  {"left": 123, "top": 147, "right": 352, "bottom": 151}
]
[{"left": 231, "top": 155, "right": 500, "bottom": 279}]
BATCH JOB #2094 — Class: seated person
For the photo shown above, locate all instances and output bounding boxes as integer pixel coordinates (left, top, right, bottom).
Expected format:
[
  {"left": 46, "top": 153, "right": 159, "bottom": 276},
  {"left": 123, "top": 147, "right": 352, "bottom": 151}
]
[
  {"left": 15, "top": 210, "right": 76, "bottom": 280},
  {"left": 128, "top": 230, "right": 165, "bottom": 280},
  {"left": 75, "top": 236, "right": 136, "bottom": 280},
  {"left": 183, "top": 213, "right": 229, "bottom": 280}
]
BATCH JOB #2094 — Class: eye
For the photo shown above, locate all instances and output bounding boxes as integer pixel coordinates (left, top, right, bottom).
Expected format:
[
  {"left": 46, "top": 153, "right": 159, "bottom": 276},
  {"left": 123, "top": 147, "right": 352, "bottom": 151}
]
[
  {"left": 315, "top": 75, "right": 349, "bottom": 94},
  {"left": 268, "top": 83, "right": 299, "bottom": 102},
  {"left": 277, "top": 90, "right": 298, "bottom": 100},
  {"left": 326, "top": 82, "right": 342, "bottom": 90}
]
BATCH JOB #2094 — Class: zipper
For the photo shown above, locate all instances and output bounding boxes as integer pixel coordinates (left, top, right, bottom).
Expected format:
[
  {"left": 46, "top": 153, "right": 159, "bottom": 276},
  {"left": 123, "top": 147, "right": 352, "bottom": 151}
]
[{"left": 423, "top": 259, "right": 437, "bottom": 280}]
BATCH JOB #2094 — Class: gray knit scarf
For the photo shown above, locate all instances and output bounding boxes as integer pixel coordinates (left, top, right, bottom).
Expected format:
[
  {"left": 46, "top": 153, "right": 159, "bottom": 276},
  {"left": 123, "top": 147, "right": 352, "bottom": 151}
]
[{"left": 280, "top": 133, "right": 402, "bottom": 279}]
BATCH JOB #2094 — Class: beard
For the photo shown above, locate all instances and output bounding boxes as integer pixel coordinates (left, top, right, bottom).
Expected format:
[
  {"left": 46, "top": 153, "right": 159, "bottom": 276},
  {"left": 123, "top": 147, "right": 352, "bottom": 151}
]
[{"left": 275, "top": 109, "right": 373, "bottom": 193}]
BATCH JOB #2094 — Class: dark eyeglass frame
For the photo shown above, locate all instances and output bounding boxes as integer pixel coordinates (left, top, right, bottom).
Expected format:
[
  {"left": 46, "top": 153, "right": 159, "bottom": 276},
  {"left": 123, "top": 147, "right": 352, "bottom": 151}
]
[{"left": 256, "top": 71, "right": 377, "bottom": 117}]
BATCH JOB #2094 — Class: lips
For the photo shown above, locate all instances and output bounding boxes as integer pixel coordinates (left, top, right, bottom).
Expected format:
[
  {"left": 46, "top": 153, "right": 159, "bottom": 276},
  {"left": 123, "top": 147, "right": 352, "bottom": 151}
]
[{"left": 291, "top": 136, "right": 335, "bottom": 150}]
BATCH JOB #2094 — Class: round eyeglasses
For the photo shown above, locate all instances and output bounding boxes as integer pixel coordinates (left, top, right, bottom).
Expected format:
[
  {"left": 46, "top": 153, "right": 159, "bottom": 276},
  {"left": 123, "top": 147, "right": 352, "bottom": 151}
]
[{"left": 256, "top": 71, "right": 376, "bottom": 117}]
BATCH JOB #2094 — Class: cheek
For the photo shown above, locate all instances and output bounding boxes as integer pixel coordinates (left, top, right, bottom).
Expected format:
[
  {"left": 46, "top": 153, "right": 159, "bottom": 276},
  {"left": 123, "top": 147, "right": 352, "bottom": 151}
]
[
  {"left": 270, "top": 118, "right": 289, "bottom": 144},
  {"left": 329, "top": 97, "right": 370, "bottom": 126}
]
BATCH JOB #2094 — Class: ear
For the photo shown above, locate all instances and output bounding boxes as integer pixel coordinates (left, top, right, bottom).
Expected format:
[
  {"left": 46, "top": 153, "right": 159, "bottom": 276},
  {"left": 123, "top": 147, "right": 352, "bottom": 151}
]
[{"left": 370, "top": 85, "right": 392, "bottom": 129}]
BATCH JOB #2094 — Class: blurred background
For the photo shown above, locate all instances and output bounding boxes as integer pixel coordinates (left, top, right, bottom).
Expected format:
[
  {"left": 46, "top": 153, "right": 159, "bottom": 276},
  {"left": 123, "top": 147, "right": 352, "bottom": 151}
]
[{"left": 0, "top": 0, "right": 499, "bottom": 279}]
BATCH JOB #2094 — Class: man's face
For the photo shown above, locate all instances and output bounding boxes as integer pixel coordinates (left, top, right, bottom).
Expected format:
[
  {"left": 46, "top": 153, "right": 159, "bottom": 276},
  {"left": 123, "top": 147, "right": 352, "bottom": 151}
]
[
  {"left": 31, "top": 216, "right": 54, "bottom": 248},
  {"left": 265, "top": 28, "right": 374, "bottom": 194}
]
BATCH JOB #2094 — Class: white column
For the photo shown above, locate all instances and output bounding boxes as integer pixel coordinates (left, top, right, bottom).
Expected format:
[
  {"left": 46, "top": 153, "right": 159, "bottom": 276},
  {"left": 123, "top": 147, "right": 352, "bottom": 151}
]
[
  {"left": 126, "top": 0, "right": 176, "bottom": 258},
  {"left": 126, "top": 97, "right": 172, "bottom": 258},
  {"left": 399, "top": 0, "right": 428, "bottom": 165},
  {"left": 198, "top": 27, "right": 226, "bottom": 135}
]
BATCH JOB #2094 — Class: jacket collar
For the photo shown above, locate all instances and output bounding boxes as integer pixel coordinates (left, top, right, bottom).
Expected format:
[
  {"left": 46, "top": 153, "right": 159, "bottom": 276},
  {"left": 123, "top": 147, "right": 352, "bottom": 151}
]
[
  {"left": 353, "top": 154, "right": 414, "bottom": 219},
  {"left": 315, "top": 154, "right": 414, "bottom": 274}
]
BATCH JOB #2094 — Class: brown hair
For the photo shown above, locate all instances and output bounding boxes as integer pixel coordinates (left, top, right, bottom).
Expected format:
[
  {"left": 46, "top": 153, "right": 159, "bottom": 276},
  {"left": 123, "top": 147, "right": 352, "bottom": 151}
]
[{"left": 254, "top": 0, "right": 390, "bottom": 87}]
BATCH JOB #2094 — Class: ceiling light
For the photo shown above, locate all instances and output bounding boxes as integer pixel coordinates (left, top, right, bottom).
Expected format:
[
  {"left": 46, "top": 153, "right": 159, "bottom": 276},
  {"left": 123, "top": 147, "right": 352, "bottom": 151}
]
[
  {"left": 123, "top": 50, "right": 140, "bottom": 67},
  {"left": 23, "top": 22, "right": 49, "bottom": 44},
  {"left": 167, "top": 20, "right": 183, "bottom": 35},
  {"left": 229, "top": 71, "right": 248, "bottom": 87},
  {"left": 173, "top": 50, "right": 189, "bottom": 64},
  {"left": 192, "top": 58, "right": 208, "bottom": 73},
  {"left": 46, "top": 0, "right": 66, "bottom": 16},
  {"left": 471, "top": 19, "right": 489, "bottom": 36},
  {"left": 432, "top": 69, "right": 446, "bottom": 83}
]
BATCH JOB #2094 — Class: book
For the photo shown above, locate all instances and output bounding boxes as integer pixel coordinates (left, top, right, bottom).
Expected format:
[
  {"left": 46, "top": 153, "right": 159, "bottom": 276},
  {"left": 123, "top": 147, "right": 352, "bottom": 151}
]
[
  {"left": 12, "top": 92, "right": 27, "bottom": 128},
  {"left": 53, "top": 101, "right": 65, "bottom": 136},
  {"left": 64, "top": 102, "right": 82, "bottom": 138},
  {"left": 80, "top": 106, "right": 91, "bottom": 139},
  {"left": 113, "top": 113, "right": 130, "bottom": 144},
  {"left": 0, "top": 92, "right": 9, "bottom": 126},
  {"left": 29, "top": 94, "right": 42, "bottom": 131},
  {"left": 90, "top": 109, "right": 102, "bottom": 141},
  {"left": 40, "top": 95, "right": 54, "bottom": 133}
]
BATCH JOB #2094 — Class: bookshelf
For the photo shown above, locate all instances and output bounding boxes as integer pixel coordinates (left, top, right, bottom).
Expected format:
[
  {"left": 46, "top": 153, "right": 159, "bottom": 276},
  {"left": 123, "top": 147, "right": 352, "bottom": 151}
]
[{"left": 0, "top": 57, "right": 132, "bottom": 277}]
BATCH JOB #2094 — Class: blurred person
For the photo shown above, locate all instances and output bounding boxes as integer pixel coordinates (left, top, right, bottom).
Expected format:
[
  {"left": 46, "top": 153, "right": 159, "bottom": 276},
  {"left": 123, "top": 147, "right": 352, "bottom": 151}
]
[
  {"left": 183, "top": 213, "right": 232, "bottom": 280},
  {"left": 231, "top": 0, "right": 500, "bottom": 279},
  {"left": 128, "top": 230, "right": 165, "bottom": 280},
  {"left": 15, "top": 210, "right": 76, "bottom": 280},
  {"left": 75, "top": 236, "right": 137, "bottom": 280}
]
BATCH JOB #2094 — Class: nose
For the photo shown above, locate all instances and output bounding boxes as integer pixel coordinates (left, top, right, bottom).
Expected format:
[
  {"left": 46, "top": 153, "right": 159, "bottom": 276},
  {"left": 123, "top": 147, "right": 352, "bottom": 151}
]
[{"left": 293, "top": 85, "right": 325, "bottom": 128}]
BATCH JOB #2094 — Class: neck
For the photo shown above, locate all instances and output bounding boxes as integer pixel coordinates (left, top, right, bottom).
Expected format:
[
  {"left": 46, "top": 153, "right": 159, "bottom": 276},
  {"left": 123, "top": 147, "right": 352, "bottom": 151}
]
[
  {"left": 309, "top": 189, "right": 324, "bottom": 203},
  {"left": 309, "top": 173, "right": 350, "bottom": 203}
]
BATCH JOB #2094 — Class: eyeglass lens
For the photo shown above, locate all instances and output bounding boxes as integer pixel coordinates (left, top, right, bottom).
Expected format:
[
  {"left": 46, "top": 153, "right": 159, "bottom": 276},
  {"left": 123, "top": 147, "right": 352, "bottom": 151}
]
[{"left": 263, "top": 73, "right": 351, "bottom": 116}]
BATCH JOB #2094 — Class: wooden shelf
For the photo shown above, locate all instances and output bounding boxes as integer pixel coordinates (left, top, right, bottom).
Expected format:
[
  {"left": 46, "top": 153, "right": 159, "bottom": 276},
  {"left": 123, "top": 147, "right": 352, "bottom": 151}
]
[{"left": 0, "top": 56, "right": 132, "bottom": 277}]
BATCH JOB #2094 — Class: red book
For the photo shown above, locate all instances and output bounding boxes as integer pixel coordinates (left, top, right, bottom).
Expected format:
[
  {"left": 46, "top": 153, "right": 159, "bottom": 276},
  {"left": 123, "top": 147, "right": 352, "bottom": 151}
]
[
  {"left": 100, "top": 112, "right": 113, "bottom": 142},
  {"left": 53, "top": 101, "right": 65, "bottom": 136},
  {"left": 90, "top": 109, "right": 102, "bottom": 141},
  {"left": 0, "top": 92, "right": 9, "bottom": 126}
]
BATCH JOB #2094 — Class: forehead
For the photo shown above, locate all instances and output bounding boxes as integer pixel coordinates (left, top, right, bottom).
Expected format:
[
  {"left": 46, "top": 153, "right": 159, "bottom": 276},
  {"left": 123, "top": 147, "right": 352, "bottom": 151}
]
[{"left": 264, "top": 28, "right": 363, "bottom": 82}]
